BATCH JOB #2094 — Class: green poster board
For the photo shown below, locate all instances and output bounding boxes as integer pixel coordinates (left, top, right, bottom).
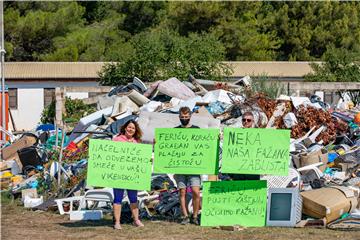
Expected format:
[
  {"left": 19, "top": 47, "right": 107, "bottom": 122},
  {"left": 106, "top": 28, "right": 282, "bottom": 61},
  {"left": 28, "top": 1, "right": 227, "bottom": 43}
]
[
  {"left": 87, "top": 139, "right": 152, "bottom": 191},
  {"left": 201, "top": 180, "right": 267, "bottom": 227},
  {"left": 222, "top": 128, "right": 290, "bottom": 176},
  {"left": 154, "top": 128, "right": 219, "bottom": 174}
]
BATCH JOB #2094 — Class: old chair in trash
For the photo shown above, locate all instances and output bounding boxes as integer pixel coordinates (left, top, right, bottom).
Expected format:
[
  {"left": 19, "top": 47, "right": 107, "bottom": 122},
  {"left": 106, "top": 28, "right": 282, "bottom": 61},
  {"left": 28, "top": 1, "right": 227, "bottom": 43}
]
[
  {"left": 55, "top": 188, "right": 114, "bottom": 215},
  {"left": 297, "top": 162, "right": 324, "bottom": 178},
  {"left": 83, "top": 188, "right": 114, "bottom": 210},
  {"left": 260, "top": 167, "right": 301, "bottom": 190}
]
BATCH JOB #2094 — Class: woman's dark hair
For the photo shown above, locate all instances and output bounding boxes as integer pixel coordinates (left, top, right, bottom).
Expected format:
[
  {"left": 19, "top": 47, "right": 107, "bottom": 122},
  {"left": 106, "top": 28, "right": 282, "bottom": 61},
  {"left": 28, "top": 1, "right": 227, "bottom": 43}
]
[{"left": 119, "top": 120, "right": 143, "bottom": 140}]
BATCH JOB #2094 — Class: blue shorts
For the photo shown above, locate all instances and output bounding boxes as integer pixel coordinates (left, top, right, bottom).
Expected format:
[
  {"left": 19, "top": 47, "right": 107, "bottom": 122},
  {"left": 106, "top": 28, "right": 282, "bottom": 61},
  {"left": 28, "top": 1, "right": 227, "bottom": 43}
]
[{"left": 113, "top": 188, "right": 137, "bottom": 204}]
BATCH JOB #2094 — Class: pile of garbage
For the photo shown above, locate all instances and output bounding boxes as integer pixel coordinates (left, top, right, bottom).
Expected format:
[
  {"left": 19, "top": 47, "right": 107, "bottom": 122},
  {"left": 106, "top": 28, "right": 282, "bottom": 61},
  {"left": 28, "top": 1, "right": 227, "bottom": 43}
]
[{"left": 1, "top": 75, "right": 359, "bottom": 228}]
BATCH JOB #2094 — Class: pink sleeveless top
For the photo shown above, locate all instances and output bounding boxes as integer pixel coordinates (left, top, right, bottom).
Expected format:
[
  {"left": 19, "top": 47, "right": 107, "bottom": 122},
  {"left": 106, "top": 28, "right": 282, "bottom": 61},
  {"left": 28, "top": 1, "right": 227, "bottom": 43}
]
[{"left": 113, "top": 134, "right": 140, "bottom": 143}]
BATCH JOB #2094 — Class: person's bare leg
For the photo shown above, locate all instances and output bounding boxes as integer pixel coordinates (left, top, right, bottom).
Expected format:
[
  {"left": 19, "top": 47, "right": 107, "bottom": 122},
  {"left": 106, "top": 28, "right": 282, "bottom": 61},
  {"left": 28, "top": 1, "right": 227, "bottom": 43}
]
[
  {"left": 179, "top": 188, "right": 188, "bottom": 217},
  {"left": 113, "top": 204, "right": 122, "bottom": 228},
  {"left": 130, "top": 203, "right": 144, "bottom": 227},
  {"left": 130, "top": 203, "right": 139, "bottom": 221},
  {"left": 192, "top": 186, "right": 200, "bottom": 218}
]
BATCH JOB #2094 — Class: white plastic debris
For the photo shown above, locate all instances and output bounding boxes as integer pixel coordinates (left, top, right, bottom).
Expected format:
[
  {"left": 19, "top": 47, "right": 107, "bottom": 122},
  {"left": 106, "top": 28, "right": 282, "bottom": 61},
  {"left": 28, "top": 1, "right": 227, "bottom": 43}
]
[
  {"left": 203, "top": 90, "right": 243, "bottom": 105},
  {"left": 283, "top": 112, "right": 298, "bottom": 128},
  {"left": 139, "top": 101, "right": 163, "bottom": 112},
  {"left": 24, "top": 195, "right": 43, "bottom": 208},
  {"left": 70, "top": 210, "right": 103, "bottom": 221},
  {"left": 169, "top": 96, "right": 203, "bottom": 112}
]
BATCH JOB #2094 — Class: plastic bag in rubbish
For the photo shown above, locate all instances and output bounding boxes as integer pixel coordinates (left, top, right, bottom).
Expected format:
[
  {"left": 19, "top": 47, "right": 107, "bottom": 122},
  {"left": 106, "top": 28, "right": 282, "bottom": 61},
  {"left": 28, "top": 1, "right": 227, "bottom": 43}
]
[
  {"left": 205, "top": 101, "right": 232, "bottom": 115},
  {"left": 283, "top": 112, "right": 298, "bottom": 128},
  {"left": 24, "top": 195, "right": 43, "bottom": 208}
]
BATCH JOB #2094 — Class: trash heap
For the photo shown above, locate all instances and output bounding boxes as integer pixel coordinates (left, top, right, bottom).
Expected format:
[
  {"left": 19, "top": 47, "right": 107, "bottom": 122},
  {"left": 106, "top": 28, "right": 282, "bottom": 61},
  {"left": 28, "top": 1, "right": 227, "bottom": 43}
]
[{"left": 1, "top": 75, "right": 359, "bottom": 229}]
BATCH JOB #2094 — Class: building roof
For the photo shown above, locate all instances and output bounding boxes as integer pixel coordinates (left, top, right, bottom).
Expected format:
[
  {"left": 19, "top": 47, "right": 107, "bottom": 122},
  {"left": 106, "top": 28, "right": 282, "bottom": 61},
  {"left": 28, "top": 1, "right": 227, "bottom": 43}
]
[
  {"left": 4, "top": 61, "right": 317, "bottom": 80},
  {"left": 4, "top": 62, "right": 106, "bottom": 79},
  {"left": 226, "top": 61, "right": 316, "bottom": 78}
]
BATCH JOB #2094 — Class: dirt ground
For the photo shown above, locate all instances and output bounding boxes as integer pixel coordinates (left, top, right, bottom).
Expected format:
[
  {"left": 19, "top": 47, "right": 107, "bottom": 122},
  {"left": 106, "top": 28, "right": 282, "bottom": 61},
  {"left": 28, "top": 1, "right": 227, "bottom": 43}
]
[{"left": 1, "top": 201, "right": 359, "bottom": 240}]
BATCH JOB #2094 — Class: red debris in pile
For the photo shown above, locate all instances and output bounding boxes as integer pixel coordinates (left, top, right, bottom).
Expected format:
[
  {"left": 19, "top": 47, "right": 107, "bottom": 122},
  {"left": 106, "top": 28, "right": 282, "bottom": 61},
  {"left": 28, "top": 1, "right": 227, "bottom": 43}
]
[
  {"left": 239, "top": 93, "right": 348, "bottom": 145},
  {"left": 255, "top": 94, "right": 292, "bottom": 128},
  {"left": 292, "top": 106, "right": 348, "bottom": 144},
  {"left": 256, "top": 95, "right": 277, "bottom": 119}
]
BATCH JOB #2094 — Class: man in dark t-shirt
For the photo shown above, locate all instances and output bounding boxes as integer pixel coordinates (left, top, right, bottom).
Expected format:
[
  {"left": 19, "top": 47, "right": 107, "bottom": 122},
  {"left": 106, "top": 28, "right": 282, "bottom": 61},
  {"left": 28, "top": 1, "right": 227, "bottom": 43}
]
[{"left": 174, "top": 106, "right": 201, "bottom": 225}]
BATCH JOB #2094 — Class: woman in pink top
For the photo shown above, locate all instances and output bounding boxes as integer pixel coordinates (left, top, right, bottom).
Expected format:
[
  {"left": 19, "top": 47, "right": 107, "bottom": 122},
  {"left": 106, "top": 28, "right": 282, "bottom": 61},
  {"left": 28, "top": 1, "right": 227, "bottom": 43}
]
[{"left": 112, "top": 120, "right": 144, "bottom": 230}]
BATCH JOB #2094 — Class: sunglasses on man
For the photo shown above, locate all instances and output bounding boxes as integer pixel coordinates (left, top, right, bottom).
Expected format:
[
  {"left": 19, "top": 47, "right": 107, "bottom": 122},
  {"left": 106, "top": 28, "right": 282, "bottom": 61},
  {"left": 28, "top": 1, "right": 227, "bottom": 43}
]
[{"left": 242, "top": 118, "right": 253, "bottom": 123}]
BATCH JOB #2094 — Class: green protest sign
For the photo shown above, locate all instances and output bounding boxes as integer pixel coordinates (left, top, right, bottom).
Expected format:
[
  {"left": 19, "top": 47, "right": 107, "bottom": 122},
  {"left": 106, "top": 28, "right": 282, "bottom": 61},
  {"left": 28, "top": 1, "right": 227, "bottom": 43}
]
[
  {"left": 201, "top": 180, "right": 267, "bottom": 227},
  {"left": 222, "top": 128, "right": 290, "bottom": 175},
  {"left": 87, "top": 139, "right": 152, "bottom": 191},
  {"left": 154, "top": 128, "right": 219, "bottom": 174}
]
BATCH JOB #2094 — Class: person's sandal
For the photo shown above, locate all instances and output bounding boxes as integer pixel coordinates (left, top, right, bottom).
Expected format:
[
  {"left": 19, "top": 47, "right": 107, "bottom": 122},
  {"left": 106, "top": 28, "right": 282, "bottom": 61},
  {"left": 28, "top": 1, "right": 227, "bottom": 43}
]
[
  {"left": 114, "top": 223, "right": 122, "bottom": 230},
  {"left": 180, "top": 216, "right": 190, "bottom": 225},
  {"left": 192, "top": 216, "right": 200, "bottom": 226},
  {"left": 134, "top": 220, "right": 144, "bottom": 227}
]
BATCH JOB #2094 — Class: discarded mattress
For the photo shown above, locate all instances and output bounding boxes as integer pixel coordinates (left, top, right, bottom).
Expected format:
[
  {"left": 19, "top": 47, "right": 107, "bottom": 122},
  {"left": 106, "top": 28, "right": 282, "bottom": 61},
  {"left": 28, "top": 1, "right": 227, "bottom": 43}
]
[{"left": 137, "top": 111, "right": 220, "bottom": 143}]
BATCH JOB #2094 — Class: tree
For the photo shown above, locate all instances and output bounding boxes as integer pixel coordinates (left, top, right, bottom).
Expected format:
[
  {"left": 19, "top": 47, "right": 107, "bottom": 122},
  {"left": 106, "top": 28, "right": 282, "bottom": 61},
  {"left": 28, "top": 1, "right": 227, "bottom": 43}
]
[
  {"left": 40, "top": 97, "right": 96, "bottom": 124},
  {"left": 163, "top": 2, "right": 281, "bottom": 61},
  {"left": 5, "top": 2, "right": 85, "bottom": 61},
  {"left": 305, "top": 48, "right": 360, "bottom": 105},
  {"left": 5, "top": 1, "right": 360, "bottom": 62},
  {"left": 98, "top": 30, "right": 232, "bottom": 85},
  {"left": 269, "top": 2, "right": 360, "bottom": 60},
  {"left": 40, "top": 16, "right": 132, "bottom": 61}
]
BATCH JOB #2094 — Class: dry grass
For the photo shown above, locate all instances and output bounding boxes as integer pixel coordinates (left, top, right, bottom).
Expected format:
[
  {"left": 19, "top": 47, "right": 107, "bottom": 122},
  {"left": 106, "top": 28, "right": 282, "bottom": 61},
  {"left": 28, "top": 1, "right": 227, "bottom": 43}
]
[{"left": 1, "top": 201, "right": 359, "bottom": 240}]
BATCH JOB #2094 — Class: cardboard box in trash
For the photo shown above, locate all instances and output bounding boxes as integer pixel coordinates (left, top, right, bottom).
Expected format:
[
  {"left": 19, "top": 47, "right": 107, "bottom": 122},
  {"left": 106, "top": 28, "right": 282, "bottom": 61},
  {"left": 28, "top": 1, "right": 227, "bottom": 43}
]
[
  {"left": 301, "top": 186, "right": 358, "bottom": 223},
  {"left": 300, "top": 149, "right": 328, "bottom": 172},
  {"left": 2, "top": 135, "right": 37, "bottom": 160}
]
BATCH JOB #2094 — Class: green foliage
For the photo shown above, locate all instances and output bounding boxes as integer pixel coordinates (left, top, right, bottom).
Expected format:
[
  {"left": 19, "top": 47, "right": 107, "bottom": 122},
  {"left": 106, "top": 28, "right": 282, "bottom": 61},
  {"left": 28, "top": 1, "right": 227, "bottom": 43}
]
[
  {"left": 5, "top": 2, "right": 85, "bottom": 61},
  {"left": 268, "top": 2, "right": 360, "bottom": 60},
  {"left": 0, "top": 191, "right": 15, "bottom": 206},
  {"left": 4, "top": 2, "right": 360, "bottom": 61},
  {"left": 305, "top": 48, "right": 360, "bottom": 105},
  {"left": 40, "top": 100, "right": 56, "bottom": 124},
  {"left": 251, "top": 74, "right": 286, "bottom": 99},
  {"left": 64, "top": 97, "right": 96, "bottom": 123},
  {"left": 99, "top": 30, "right": 232, "bottom": 85},
  {"left": 40, "top": 97, "right": 96, "bottom": 124},
  {"left": 305, "top": 48, "right": 360, "bottom": 82}
]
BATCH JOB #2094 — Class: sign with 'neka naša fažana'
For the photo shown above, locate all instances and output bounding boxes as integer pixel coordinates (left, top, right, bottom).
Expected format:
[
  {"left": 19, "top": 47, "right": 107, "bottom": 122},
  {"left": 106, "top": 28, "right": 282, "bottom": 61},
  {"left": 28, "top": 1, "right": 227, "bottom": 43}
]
[{"left": 222, "top": 128, "right": 290, "bottom": 175}]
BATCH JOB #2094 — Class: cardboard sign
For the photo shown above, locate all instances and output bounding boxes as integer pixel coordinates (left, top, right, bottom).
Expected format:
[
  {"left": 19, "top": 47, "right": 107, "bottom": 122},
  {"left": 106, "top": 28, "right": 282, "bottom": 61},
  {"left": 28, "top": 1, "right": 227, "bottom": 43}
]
[
  {"left": 201, "top": 180, "right": 267, "bottom": 227},
  {"left": 154, "top": 128, "right": 219, "bottom": 174},
  {"left": 87, "top": 139, "right": 152, "bottom": 191},
  {"left": 222, "top": 128, "right": 290, "bottom": 175}
]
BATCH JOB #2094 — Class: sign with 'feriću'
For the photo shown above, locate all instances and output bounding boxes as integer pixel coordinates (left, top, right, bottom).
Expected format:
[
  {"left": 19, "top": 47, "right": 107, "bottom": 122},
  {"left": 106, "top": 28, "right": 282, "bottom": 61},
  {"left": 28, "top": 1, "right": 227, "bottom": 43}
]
[
  {"left": 221, "top": 128, "right": 290, "bottom": 176},
  {"left": 154, "top": 128, "right": 219, "bottom": 174},
  {"left": 201, "top": 180, "right": 267, "bottom": 227},
  {"left": 87, "top": 139, "right": 152, "bottom": 191}
]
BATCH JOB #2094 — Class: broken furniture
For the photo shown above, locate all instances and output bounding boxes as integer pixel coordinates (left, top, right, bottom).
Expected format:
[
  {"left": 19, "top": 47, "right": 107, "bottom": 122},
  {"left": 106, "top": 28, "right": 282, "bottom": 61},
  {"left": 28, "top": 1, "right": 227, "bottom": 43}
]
[
  {"left": 55, "top": 188, "right": 114, "bottom": 215},
  {"left": 261, "top": 167, "right": 301, "bottom": 190}
]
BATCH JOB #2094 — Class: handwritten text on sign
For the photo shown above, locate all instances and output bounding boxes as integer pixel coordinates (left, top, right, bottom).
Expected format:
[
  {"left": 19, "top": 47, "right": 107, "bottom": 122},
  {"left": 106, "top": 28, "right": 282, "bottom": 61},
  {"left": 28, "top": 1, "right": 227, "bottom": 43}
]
[
  {"left": 154, "top": 128, "right": 219, "bottom": 174},
  {"left": 201, "top": 180, "right": 267, "bottom": 227},
  {"left": 222, "top": 128, "right": 290, "bottom": 175},
  {"left": 87, "top": 139, "right": 152, "bottom": 191}
]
